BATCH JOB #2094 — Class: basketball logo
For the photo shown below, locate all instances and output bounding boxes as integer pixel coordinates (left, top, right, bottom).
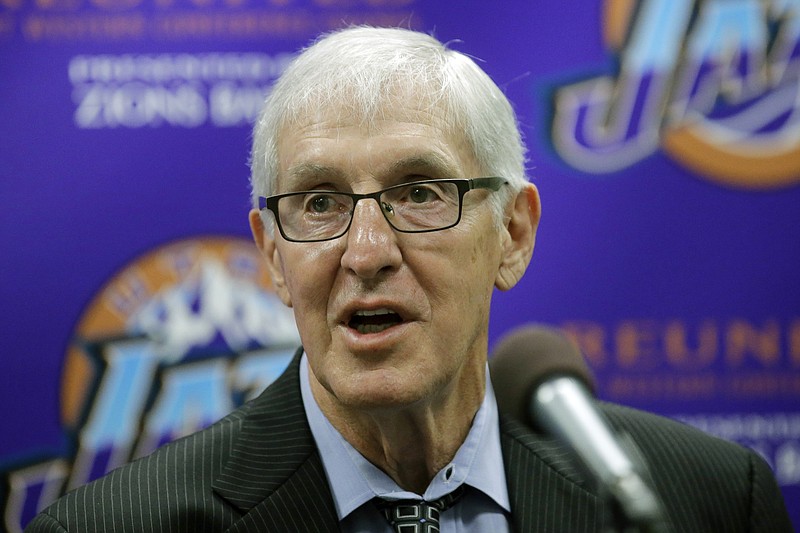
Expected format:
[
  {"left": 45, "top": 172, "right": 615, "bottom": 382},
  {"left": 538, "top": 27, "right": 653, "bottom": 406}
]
[
  {"left": 3, "top": 236, "right": 299, "bottom": 530},
  {"left": 551, "top": 0, "right": 800, "bottom": 188}
]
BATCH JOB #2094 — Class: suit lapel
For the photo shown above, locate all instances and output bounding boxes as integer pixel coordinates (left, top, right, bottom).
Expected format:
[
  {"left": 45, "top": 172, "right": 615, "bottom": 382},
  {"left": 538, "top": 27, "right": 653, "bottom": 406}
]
[
  {"left": 212, "top": 349, "right": 339, "bottom": 532},
  {"left": 500, "top": 416, "right": 607, "bottom": 532},
  {"left": 213, "top": 352, "right": 605, "bottom": 532}
]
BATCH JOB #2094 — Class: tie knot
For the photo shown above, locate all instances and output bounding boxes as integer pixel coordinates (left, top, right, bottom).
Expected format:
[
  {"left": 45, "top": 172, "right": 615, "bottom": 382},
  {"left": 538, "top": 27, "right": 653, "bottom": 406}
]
[{"left": 376, "top": 485, "right": 466, "bottom": 533}]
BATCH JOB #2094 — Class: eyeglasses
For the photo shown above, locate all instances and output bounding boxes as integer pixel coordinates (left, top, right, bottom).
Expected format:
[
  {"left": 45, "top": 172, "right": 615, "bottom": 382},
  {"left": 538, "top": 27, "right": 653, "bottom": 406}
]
[{"left": 259, "top": 177, "right": 508, "bottom": 243}]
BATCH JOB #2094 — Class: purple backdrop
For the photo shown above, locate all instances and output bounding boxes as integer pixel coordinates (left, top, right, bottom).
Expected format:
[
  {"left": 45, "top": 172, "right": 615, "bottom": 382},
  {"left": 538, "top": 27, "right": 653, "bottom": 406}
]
[{"left": 2, "top": 0, "right": 799, "bottom": 530}]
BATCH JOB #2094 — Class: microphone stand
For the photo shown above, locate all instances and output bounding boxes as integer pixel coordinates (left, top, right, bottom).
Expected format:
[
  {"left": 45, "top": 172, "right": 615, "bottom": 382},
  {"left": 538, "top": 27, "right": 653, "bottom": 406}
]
[
  {"left": 533, "top": 379, "right": 669, "bottom": 533},
  {"left": 599, "top": 449, "right": 668, "bottom": 533}
]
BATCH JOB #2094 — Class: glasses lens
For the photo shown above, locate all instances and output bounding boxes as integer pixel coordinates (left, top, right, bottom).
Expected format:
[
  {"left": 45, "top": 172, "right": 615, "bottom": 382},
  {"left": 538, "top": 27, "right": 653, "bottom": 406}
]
[
  {"left": 278, "top": 192, "right": 354, "bottom": 241},
  {"left": 380, "top": 181, "right": 460, "bottom": 231}
]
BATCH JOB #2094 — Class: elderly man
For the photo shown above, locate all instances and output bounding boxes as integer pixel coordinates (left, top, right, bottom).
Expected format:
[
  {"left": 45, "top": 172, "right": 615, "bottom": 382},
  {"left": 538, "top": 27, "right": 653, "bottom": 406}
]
[{"left": 27, "top": 26, "right": 791, "bottom": 533}]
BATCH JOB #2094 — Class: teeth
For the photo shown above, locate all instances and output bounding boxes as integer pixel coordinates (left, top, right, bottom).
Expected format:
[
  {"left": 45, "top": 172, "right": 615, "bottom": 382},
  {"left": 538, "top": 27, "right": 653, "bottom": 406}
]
[
  {"left": 355, "top": 323, "right": 394, "bottom": 334},
  {"left": 353, "top": 308, "right": 394, "bottom": 317},
  {"left": 349, "top": 308, "right": 402, "bottom": 334}
]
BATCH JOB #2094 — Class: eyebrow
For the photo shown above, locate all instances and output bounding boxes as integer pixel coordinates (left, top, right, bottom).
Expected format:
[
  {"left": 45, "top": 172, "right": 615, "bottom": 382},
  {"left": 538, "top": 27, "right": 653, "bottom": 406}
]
[
  {"left": 386, "top": 153, "right": 462, "bottom": 180},
  {"left": 281, "top": 163, "right": 346, "bottom": 191}
]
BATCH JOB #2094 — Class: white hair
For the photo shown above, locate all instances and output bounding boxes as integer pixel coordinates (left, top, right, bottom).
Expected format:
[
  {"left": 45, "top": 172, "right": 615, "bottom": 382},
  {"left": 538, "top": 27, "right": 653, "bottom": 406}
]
[{"left": 250, "top": 26, "right": 528, "bottom": 227}]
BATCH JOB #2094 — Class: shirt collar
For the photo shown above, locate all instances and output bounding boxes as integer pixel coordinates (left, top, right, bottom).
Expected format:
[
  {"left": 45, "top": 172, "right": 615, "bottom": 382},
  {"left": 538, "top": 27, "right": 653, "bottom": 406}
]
[{"left": 300, "top": 352, "right": 510, "bottom": 520}]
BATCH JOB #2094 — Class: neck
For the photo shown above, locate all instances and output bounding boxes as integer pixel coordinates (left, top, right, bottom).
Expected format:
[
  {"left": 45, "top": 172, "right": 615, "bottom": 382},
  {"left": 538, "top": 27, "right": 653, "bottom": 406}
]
[{"left": 311, "top": 366, "right": 485, "bottom": 494}]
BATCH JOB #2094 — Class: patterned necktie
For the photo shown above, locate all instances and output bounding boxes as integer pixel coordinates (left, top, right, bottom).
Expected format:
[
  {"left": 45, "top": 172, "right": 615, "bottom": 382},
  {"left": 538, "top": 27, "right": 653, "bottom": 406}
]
[{"left": 376, "top": 485, "right": 466, "bottom": 533}]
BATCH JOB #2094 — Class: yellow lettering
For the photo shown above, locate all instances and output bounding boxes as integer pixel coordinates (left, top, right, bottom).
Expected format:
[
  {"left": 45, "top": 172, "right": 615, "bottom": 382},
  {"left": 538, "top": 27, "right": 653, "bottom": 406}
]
[
  {"left": 726, "top": 319, "right": 781, "bottom": 367},
  {"left": 0, "top": 0, "right": 23, "bottom": 11},
  {"left": 186, "top": 0, "right": 214, "bottom": 9},
  {"left": 221, "top": 0, "right": 247, "bottom": 8},
  {"left": 560, "top": 321, "right": 607, "bottom": 367},
  {"left": 22, "top": 13, "right": 145, "bottom": 40},
  {"left": 365, "top": 0, "right": 414, "bottom": 5},
  {"left": 606, "top": 374, "right": 716, "bottom": 401},
  {"left": 615, "top": 320, "right": 659, "bottom": 368},
  {"left": 0, "top": 15, "right": 15, "bottom": 36},
  {"left": 790, "top": 318, "right": 800, "bottom": 368},
  {"left": 88, "top": 0, "right": 141, "bottom": 9},
  {"left": 608, "top": 376, "right": 634, "bottom": 398},
  {"left": 664, "top": 319, "right": 717, "bottom": 369},
  {"left": 727, "top": 373, "right": 800, "bottom": 397},
  {"left": 35, "top": 0, "right": 82, "bottom": 11}
]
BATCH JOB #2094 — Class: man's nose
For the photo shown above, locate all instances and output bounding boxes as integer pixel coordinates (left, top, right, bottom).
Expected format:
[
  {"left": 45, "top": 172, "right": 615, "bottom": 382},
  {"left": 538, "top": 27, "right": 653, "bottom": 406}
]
[{"left": 340, "top": 198, "right": 402, "bottom": 279}]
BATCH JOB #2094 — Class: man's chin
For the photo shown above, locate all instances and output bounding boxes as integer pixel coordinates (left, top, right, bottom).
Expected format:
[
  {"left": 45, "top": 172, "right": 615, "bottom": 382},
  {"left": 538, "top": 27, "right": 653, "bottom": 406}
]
[{"left": 328, "top": 377, "right": 433, "bottom": 414}]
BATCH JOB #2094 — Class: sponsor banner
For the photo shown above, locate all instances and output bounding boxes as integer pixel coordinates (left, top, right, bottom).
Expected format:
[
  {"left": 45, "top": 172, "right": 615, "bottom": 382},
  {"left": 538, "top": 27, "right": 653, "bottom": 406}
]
[
  {"left": 674, "top": 412, "right": 800, "bottom": 488},
  {"left": 2, "top": 0, "right": 798, "bottom": 529},
  {"left": 3, "top": 236, "right": 300, "bottom": 531},
  {"left": 68, "top": 52, "right": 295, "bottom": 129},
  {"left": 549, "top": 0, "right": 800, "bottom": 188},
  {"left": 3, "top": 0, "right": 420, "bottom": 44},
  {"left": 557, "top": 317, "right": 800, "bottom": 410}
]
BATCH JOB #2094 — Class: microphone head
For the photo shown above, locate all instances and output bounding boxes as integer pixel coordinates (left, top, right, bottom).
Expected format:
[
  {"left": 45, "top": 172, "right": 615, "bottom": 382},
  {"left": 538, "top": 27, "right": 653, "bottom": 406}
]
[{"left": 489, "top": 324, "right": 595, "bottom": 426}]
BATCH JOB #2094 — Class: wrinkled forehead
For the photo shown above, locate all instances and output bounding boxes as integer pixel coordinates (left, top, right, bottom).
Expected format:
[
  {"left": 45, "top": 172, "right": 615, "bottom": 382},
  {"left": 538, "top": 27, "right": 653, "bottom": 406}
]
[
  {"left": 274, "top": 86, "right": 479, "bottom": 180},
  {"left": 282, "top": 78, "right": 462, "bottom": 136}
]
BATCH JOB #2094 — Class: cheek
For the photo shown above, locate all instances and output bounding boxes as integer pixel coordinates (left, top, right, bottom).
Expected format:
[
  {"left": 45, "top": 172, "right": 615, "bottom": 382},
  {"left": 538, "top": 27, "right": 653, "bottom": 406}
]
[
  {"left": 463, "top": 218, "right": 503, "bottom": 285},
  {"left": 280, "top": 243, "right": 340, "bottom": 316},
  {"left": 464, "top": 234, "right": 504, "bottom": 316},
  {"left": 422, "top": 226, "right": 501, "bottom": 312}
]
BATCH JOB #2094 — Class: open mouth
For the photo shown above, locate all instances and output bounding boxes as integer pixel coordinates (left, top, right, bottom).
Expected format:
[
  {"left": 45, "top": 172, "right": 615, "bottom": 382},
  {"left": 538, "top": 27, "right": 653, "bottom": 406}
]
[{"left": 348, "top": 308, "right": 404, "bottom": 334}]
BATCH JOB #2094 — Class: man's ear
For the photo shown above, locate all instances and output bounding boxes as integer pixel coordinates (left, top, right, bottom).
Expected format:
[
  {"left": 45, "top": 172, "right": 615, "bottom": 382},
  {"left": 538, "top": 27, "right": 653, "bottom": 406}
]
[
  {"left": 495, "top": 183, "right": 541, "bottom": 291},
  {"left": 249, "top": 209, "right": 292, "bottom": 307}
]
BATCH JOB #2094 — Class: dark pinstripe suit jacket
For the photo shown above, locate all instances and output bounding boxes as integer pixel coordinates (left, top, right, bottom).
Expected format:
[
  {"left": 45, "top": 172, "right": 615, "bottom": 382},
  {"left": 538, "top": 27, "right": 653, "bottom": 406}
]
[{"left": 26, "top": 350, "right": 792, "bottom": 532}]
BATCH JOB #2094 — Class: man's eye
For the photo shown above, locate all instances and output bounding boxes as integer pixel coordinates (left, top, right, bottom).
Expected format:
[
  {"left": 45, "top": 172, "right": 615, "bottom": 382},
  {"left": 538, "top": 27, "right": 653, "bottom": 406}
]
[
  {"left": 408, "top": 186, "right": 437, "bottom": 203},
  {"left": 307, "top": 195, "right": 337, "bottom": 213}
]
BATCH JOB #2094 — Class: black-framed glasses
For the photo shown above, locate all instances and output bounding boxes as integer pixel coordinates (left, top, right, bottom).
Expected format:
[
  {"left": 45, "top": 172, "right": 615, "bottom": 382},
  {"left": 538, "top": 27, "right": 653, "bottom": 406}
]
[{"left": 259, "top": 177, "right": 507, "bottom": 243}]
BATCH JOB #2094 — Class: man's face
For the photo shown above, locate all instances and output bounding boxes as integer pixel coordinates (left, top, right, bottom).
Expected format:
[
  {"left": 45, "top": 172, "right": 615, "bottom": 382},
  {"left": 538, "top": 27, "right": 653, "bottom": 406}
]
[{"left": 251, "top": 99, "right": 533, "bottom": 414}]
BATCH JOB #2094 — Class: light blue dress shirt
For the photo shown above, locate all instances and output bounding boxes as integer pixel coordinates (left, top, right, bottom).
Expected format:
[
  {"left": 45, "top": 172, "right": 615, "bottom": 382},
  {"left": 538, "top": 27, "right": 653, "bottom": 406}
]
[{"left": 300, "top": 354, "right": 512, "bottom": 532}]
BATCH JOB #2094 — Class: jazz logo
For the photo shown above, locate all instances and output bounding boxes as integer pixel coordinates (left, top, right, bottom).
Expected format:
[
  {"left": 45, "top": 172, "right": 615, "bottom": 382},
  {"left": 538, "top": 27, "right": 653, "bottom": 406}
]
[
  {"left": 2, "top": 237, "right": 298, "bottom": 532},
  {"left": 551, "top": 0, "right": 800, "bottom": 188}
]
